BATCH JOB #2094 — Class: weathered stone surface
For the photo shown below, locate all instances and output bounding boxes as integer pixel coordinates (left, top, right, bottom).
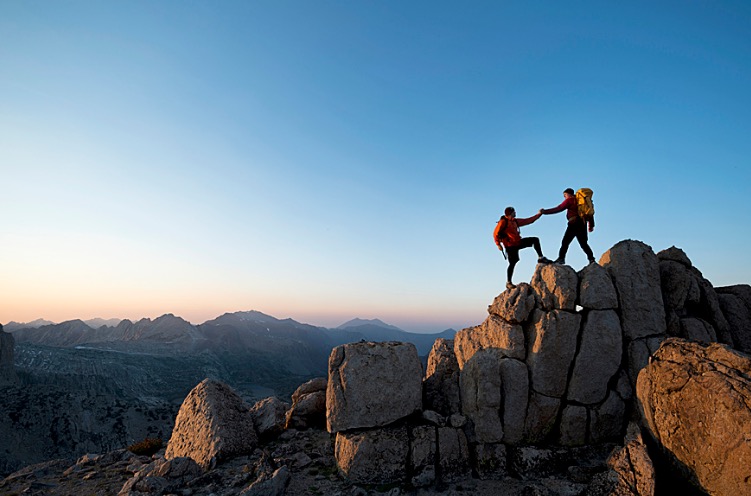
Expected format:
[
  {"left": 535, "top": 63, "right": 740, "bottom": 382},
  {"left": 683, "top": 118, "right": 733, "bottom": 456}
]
[
  {"left": 636, "top": 338, "right": 751, "bottom": 495},
  {"left": 568, "top": 310, "right": 623, "bottom": 405},
  {"left": 627, "top": 336, "right": 665, "bottom": 387},
  {"left": 241, "top": 466, "right": 290, "bottom": 496},
  {"left": 250, "top": 397, "right": 289, "bottom": 441},
  {"left": 460, "top": 349, "right": 503, "bottom": 443},
  {"left": 717, "top": 286, "right": 751, "bottom": 352},
  {"left": 589, "top": 390, "right": 626, "bottom": 444},
  {"left": 326, "top": 341, "right": 422, "bottom": 433},
  {"left": 488, "top": 283, "right": 536, "bottom": 324},
  {"left": 585, "top": 423, "right": 655, "bottom": 495},
  {"left": 578, "top": 263, "right": 618, "bottom": 310},
  {"left": 165, "top": 379, "right": 258, "bottom": 470},
  {"left": 472, "top": 443, "right": 507, "bottom": 480},
  {"left": 0, "top": 327, "right": 18, "bottom": 386},
  {"left": 454, "top": 315, "right": 525, "bottom": 369},
  {"left": 437, "top": 426, "right": 471, "bottom": 483},
  {"left": 559, "top": 405, "right": 587, "bottom": 446},
  {"left": 509, "top": 446, "right": 557, "bottom": 480},
  {"left": 526, "top": 309, "right": 581, "bottom": 398},
  {"left": 499, "top": 358, "right": 528, "bottom": 445},
  {"left": 659, "top": 260, "right": 696, "bottom": 310},
  {"left": 600, "top": 240, "right": 666, "bottom": 340},
  {"left": 418, "top": 410, "right": 442, "bottom": 428},
  {"left": 120, "top": 456, "right": 203, "bottom": 496},
  {"left": 335, "top": 426, "right": 408, "bottom": 485},
  {"left": 423, "top": 338, "right": 461, "bottom": 416},
  {"left": 679, "top": 317, "right": 716, "bottom": 344},
  {"left": 524, "top": 392, "right": 560, "bottom": 444},
  {"left": 409, "top": 425, "right": 436, "bottom": 487},
  {"left": 286, "top": 378, "right": 327, "bottom": 430},
  {"left": 531, "top": 263, "right": 579, "bottom": 311},
  {"left": 657, "top": 246, "right": 692, "bottom": 267},
  {"left": 695, "top": 274, "right": 735, "bottom": 346}
]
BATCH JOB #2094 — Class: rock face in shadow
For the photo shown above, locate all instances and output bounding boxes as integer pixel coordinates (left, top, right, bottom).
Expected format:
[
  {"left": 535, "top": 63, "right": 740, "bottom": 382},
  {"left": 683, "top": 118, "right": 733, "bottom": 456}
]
[
  {"left": 423, "top": 338, "right": 461, "bottom": 416},
  {"left": 165, "top": 379, "right": 258, "bottom": 469},
  {"left": 717, "top": 284, "right": 751, "bottom": 353},
  {"left": 0, "top": 326, "right": 18, "bottom": 386},
  {"left": 285, "top": 377, "right": 327, "bottom": 430},
  {"left": 636, "top": 338, "right": 751, "bottom": 495}
]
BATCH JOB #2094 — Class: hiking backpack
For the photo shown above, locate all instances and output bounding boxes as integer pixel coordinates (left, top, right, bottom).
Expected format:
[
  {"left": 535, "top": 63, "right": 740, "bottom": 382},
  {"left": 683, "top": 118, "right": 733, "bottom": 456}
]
[{"left": 576, "top": 188, "right": 595, "bottom": 217}]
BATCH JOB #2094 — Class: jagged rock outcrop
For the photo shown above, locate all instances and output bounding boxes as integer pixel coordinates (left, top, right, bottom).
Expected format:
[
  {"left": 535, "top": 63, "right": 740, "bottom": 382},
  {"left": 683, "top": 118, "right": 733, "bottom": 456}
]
[
  {"left": 326, "top": 341, "right": 422, "bottom": 433},
  {"left": 531, "top": 263, "right": 579, "bottom": 311},
  {"left": 578, "top": 262, "right": 619, "bottom": 310},
  {"left": 717, "top": 284, "right": 751, "bottom": 352},
  {"left": 487, "top": 283, "right": 536, "bottom": 323},
  {"left": 165, "top": 379, "right": 258, "bottom": 470},
  {"left": 0, "top": 326, "right": 18, "bottom": 386},
  {"left": 423, "top": 338, "right": 461, "bottom": 416},
  {"left": 636, "top": 338, "right": 751, "bottom": 495},
  {"left": 658, "top": 246, "right": 735, "bottom": 347},
  {"left": 454, "top": 314, "right": 525, "bottom": 368},
  {"left": 285, "top": 377, "right": 326, "bottom": 430},
  {"left": 602, "top": 240, "right": 666, "bottom": 341}
]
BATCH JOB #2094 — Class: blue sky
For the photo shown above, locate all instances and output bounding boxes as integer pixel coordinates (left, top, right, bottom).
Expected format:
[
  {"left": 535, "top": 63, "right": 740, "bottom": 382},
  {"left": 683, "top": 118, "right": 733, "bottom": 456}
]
[{"left": 2, "top": 1, "right": 750, "bottom": 332}]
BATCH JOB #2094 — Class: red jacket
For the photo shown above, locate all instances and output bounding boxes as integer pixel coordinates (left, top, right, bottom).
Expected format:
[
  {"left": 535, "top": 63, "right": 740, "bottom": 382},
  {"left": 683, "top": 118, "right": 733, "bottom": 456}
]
[
  {"left": 542, "top": 196, "right": 595, "bottom": 229},
  {"left": 542, "top": 196, "right": 578, "bottom": 220},
  {"left": 494, "top": 213, "right": 540, "bottom": 248}
]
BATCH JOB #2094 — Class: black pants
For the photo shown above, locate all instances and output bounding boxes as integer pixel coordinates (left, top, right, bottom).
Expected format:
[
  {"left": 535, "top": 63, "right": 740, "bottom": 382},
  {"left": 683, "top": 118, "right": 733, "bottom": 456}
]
[
  {"left": 559, "top": 217, "right": 595, "bottom": 261},
  {"left": 506, "top": 237, "right": 543, "bottom": 283}
]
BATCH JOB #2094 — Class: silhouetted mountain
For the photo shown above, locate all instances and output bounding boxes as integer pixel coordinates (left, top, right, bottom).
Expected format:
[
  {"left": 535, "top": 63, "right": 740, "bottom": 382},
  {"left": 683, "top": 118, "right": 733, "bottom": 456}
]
[{"left": 3, "top": 319, "right": 55, "bottom": 332}]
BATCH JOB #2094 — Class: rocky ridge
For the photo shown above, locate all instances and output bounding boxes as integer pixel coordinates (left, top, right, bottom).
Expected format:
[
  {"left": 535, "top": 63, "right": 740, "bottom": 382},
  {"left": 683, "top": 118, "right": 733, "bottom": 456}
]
[{"left": 2, "top": 239, "right": 751, "bottom": 495}]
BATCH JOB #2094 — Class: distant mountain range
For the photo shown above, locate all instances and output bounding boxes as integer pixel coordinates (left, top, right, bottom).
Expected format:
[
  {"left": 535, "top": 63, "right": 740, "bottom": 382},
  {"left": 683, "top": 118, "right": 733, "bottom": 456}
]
[{"left": 5, "top": 311, "right": 456, "bottom": 358}]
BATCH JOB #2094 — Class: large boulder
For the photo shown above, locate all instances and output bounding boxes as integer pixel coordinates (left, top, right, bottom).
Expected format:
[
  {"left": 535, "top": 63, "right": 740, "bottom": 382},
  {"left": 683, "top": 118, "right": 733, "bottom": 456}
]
[
  {"left": 488, "top": 283, "right": 536, "bottom": 323},
  {"left": 454, "top": 314, "right": 525, "bottom": 369},
  {"left": 600, "top": 240, "right": 666, "bottom": 341},
  {"left": 636, "top": 338, "right": 751, "bottom": 495},
  {"left": 334, "top": 425, "right": 409, "bottom": 484},
  {"left": 423, "top": 338, "right": 461, "bottom": 416},
  {"left": 525, "top": 309, "right": 581, "bottom": 398},
  {"left": 531, "top": 263, "right": 579, "bottom": 311},
  {"left": 499, "top": 358, "right": 529, "bottom": 445},
  {"left": 286, "top": 377, "right": 327, "bottom": 430},
  {"left": 409, "top": 425, "right": 436, "bottom": 487},
  {"left": 717, "top": 284, "right": 751, "bottom": 352},
  {"left": 165, "top": 379, "right": 258, "bottom": 470},
  {"left": 578, "top": 263, "right": 619, "bottom": 310},
  {"left": 250, "top": 397, "right": 290, "bottom": 441},
  {"left": 326, "top": 342, "right": 422, "bottom": 433},
  {"left": 567, "top": 310, "right": 623, "bottom": 405}
]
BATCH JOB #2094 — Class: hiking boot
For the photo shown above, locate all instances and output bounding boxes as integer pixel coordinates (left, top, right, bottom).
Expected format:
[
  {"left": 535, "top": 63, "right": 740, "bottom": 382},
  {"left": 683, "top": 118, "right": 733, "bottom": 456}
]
[
  {"left": 588, "top": 258, "right": 597, "bottom": 265},
  {"left": 553, "top": 258, "right": 565, "bottom": 264},
  {"left": 506, "top": 282, "right": 516, "bottom": 290},
  {"left": 538, "top": 257, "right": 553, "bottom": 264}
]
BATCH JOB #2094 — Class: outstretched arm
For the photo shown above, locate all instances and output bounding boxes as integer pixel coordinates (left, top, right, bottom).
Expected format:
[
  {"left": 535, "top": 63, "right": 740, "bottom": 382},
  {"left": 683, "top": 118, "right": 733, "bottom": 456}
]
[{"left": 516, "top": 212, "right": 542, "bottom": 227}]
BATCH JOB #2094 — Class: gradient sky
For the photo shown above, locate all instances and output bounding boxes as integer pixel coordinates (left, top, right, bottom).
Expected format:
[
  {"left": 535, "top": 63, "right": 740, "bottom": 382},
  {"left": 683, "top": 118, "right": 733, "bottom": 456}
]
[{"left": 2, "top": 1, "right": 750, "bottom": 332}]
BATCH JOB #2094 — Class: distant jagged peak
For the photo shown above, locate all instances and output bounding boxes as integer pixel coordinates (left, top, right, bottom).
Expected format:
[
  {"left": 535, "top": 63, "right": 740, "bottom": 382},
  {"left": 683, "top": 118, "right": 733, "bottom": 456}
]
[
  {"left": 204, "top": 310, "right": 281, "bottom": 326},
  {"left": 337, "top": 318, "right": 403, "bottom": 332},
  {"left": 4, "top": 318, "right": 56, "bottom": 331},
  {"left": 83, "top": 318, "right": 123, "bottom": 329}
]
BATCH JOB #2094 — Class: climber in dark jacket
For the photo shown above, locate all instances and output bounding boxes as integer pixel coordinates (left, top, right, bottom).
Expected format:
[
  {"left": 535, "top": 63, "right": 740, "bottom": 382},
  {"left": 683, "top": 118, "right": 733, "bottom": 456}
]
[
  {"left": 494, "top": 206, "right": 552, "bottom": 290},
  {"left": 540, "top": 188, "right": 596, "bottom": 265}
]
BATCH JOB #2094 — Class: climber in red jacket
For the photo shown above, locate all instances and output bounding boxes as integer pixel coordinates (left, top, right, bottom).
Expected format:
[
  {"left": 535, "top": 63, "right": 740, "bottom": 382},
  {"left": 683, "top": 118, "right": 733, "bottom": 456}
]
[{"left": 494, "top": 206, "right": 552, "bottom": 290}]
